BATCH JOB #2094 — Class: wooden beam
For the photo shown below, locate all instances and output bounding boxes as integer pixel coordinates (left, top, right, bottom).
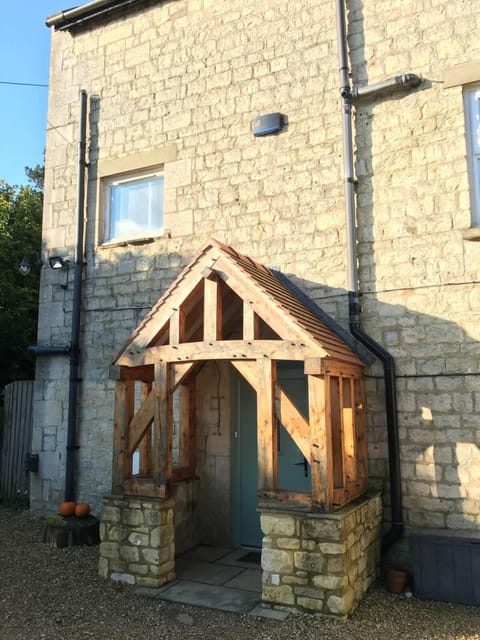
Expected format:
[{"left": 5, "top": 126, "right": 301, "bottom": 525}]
[
  {"left": 172, "top": 362, "right": 199, "bottom": 389},
  {"left": 308, "top": 374, "right": 330, "bottom": 511},
  {"left": 243, "top": 301, "right": 259, "bottom": 340},
  {"left": 204, "top": 276, "right": 222, "bottom": 340},
  {"left": 214, "top": 254, "right": 320, "bottom": 348},
  {"left": 304, "top": 357, "right": 324, "bottom": 376},
  {"left": 109, "top": 364, "right": 154, "bottom": 382},
  {"left": 201, "top": 267, "right": 216, "bottom": 279},
  {"left": 123, "top": 477, "right": 166, "bottom": 498},
  {"left": 125, "top": 252, "right": 215, "bottom": 351},
  {"left": 274, "top": 386, "right": 310, "bottom": 460},
  {"left": 230, "top": 360, "right": 257, "bottom": 390},
  {"left": 171, "top": 467, "right": 194, "bottom": 483},
  {"left": 117, "top": 339, "right": 320, "bottom": 367},
  {"left": 127, "top": 386, "right": 155, "bottom": 456},
  {"left": 305, "top": 358, "right": 363, "bottom": 378},
  {"left": 178, "top": 281, "right": 204, "bottom": 342},
  {"left": 257, "top": 359, "right": 277, "bottom": 491},
  {"left": 232, "top": 363, "right": 311, "bottom": 461},
  {"left": 232, "top": 362, "right": 312, "bottom": 464},
  {"left": 258, "top": 490, "right": 312, "bottom": 510}
]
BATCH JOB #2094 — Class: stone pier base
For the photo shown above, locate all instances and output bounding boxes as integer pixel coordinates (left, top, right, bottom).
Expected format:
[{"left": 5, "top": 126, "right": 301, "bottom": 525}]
[
  {"left": 261, "top": 492, "right": 382, "bottom": 618},
  {"left": 99, "top": 494, "right": 175, "bottom": 587}
]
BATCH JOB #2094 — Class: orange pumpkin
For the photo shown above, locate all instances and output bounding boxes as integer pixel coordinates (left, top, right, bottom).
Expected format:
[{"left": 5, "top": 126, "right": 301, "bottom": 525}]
[
  {"left": 59, "top": 501, "right": 76, "bottom": 517},
  {"left": 74, "top": 502, "right": 91, "bottom": 518}
]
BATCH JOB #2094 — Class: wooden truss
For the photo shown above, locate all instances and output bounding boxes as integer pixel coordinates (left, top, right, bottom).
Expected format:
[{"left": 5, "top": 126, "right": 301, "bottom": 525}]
[{"left": 111, "top": 240, "right": 368, "bottom": 512}]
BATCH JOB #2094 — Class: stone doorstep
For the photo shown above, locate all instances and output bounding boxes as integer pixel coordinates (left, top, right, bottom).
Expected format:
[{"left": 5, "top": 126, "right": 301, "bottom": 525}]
[{"left": 135, "top": 579, "right": 261, "bottom": 614}]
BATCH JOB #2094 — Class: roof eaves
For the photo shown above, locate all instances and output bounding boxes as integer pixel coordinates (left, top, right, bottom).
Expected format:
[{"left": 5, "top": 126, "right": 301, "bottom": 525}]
[
  {"left": 271, "top": 271, "right": 376, "bottom": 366},
  {"left": 46, "top": 0, "right": 144, "bottom": 31}
]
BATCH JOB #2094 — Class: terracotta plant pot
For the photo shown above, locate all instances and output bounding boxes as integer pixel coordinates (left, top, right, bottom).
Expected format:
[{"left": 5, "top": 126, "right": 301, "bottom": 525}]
[{"left": 384, "top": 566, "right": 408, "bottom": 593}]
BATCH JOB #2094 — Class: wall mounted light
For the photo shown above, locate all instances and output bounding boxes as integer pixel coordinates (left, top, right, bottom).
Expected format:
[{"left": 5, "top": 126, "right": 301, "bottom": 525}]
[
  {"left": 48, "top": 255, "right": 71, "bottom": 289},
  {"left": 48, "top": 256, "right": 69, "bottom": 270},
  {"left": 18, "top": 253, "right": 42, "bottom": 276}
]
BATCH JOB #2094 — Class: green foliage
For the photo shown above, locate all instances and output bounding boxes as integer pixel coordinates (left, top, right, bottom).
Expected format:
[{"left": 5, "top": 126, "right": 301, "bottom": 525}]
[
  {"left": 0, "top": 166, "right": 43, "bottom": 392},
  {"left": 44, "top": 514, "right": 67, "bottom": 527}
]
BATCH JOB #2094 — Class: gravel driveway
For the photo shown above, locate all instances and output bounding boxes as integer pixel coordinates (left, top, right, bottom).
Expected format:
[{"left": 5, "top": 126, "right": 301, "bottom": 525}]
[{"left": 1, "top": 507, "right": 479, "bottom": 640}]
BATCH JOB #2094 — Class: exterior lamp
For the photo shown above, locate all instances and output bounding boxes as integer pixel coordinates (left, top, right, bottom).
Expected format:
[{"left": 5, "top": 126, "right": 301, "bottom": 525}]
[
  {"left": 48, "top": 255, "right": 71, "bottom": 289},
  {"left": 48, "top": 256, "right": 69, "bottom": 270},
  {"left": 19, "top": 253, "right": 42, "bottom": 276}
]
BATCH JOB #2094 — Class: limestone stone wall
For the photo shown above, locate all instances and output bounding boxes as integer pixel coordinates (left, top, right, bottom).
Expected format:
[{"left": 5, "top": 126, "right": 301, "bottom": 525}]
[
  {"left": 261, "top": 493, "right": 382, "bottom": 618},
  {"left": 99, "top": 495, "right": 175, "bottom": 587},
  {"left": 33, "top": 0, "right": 480, "bottom": 543}
]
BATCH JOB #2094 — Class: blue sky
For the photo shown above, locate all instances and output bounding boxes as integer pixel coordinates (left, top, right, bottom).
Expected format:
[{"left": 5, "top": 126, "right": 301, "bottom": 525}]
[{"left": 0, "top": 1, "right": 72, "bottom": 185}]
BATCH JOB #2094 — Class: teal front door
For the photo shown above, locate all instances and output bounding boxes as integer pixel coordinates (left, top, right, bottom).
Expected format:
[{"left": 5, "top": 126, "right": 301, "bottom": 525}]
[{"left": 231, "top": 364, "right": 310, "bottom": 548}]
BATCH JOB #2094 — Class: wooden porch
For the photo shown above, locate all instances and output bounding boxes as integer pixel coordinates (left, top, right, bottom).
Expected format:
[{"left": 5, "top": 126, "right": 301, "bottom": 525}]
[{"left": 110, "top": 240, "right": 370, "bottom": 513}]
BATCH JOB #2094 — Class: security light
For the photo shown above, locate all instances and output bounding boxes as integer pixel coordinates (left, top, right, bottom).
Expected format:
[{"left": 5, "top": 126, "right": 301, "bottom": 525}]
[{"left": 48, "top": 256, "right": 69, "bottom": 270}]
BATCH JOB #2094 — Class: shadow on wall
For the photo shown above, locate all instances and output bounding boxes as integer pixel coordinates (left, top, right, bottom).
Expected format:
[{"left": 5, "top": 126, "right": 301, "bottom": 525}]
[
  {"left": 345, "top": 0, "right": 479, "bottom": 535},
  {"left": 280, "top": 270, "right": 480, "bottom": 536}
]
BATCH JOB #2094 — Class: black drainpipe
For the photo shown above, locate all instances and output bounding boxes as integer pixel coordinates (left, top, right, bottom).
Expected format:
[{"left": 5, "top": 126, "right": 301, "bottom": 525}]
[
  {"left": 335, "top": 0, "right": 406, "bottom": 549},
  {"left": 64, "top": 89, "right": 88, "bottom": 503},
  {"left": 349, "top": 295, "right": 403, "bottom": 550}
]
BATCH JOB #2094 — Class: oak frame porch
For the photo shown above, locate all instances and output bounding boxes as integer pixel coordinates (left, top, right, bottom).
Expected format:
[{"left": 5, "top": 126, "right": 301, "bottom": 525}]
[{"left": 110, "top": 241, "right": 369, "bottom": 513}]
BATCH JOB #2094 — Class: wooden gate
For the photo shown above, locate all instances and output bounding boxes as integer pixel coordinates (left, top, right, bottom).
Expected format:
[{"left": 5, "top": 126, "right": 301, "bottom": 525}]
[{"left": 0, "top": 381, "right": 34, "bottom": 504}]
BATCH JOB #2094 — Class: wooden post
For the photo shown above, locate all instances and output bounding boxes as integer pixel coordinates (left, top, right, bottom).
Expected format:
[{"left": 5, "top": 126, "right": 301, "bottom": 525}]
[
  {"left": 187, "top": 379, "right": 196, "bottom": 476},
  {"left": 153, "top": 362, "right": 172, "bottom": 490},
  {"left": 328, "top": 375, "right": 344, "bottom": 490},
  {"left": 112, "top": 378, "right": 134, "bottom": 493},
  {"left": 170, "top": 308, "right": 185, "bottom": 344},
  {"left": 342, "top": 378, "right": 357, "bottom": 483},
  {"left": 308, "top": 374, "right": 331, "bottom": 511},
  {"left": 354, "top": 377, "right": 368, "bottom": 489},
  {"left": 204, "top": 275, "right": 222, "bottom": 340},
  {"left": 172, "top": 385, "right": 190, "bottom": 468},
  {"left": 243, "top": 301, "right": 259, "bottom": 339},
  {"left": 257, "top": 359, "right": 277, "bottom": 491},
  {"left": 138, "top": 381, "right": 152, "bottom": 475}
]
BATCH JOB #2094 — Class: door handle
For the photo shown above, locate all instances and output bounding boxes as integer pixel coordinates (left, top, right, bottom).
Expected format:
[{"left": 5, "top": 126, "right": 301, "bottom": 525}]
[{"left": 294, "top": 457, "right": 309, "bottom": 477}]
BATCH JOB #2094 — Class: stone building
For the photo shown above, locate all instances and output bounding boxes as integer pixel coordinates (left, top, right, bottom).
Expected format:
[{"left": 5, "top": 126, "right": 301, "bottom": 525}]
[{"left": 32, "top": 0, "right": 480, "bottom": 616}]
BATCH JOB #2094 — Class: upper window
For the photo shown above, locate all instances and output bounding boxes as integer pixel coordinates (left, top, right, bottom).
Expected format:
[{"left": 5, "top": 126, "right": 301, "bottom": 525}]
[
  {"left": 464, "top": 86, "right": 480, "bottom": 227},
  {"left": 103, "top": 169, "right": 164, "bottom": 243}
]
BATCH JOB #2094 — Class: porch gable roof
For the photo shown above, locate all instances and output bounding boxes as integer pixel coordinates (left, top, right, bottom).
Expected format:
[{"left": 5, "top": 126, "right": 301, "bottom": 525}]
[{"left": 113, "top": 239, "right": 369, "bottom": 368}]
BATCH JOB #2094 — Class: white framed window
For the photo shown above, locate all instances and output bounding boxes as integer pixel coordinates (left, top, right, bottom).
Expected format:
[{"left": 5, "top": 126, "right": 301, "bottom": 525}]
[
  {"left": 464, "top": 86, "right": 480, "bottom": 227},
  {"left": 103, "top": 169, "right": 164, "bottom": 243}
]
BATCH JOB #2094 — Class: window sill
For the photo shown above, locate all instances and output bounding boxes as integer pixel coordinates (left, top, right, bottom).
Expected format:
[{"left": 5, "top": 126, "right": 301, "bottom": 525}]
[
  {"left": 98, "top": 236, "right": 158, "bottom": 249},
  {"left": 462, "top": 227, "right": 480, "bottom": 241}
]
